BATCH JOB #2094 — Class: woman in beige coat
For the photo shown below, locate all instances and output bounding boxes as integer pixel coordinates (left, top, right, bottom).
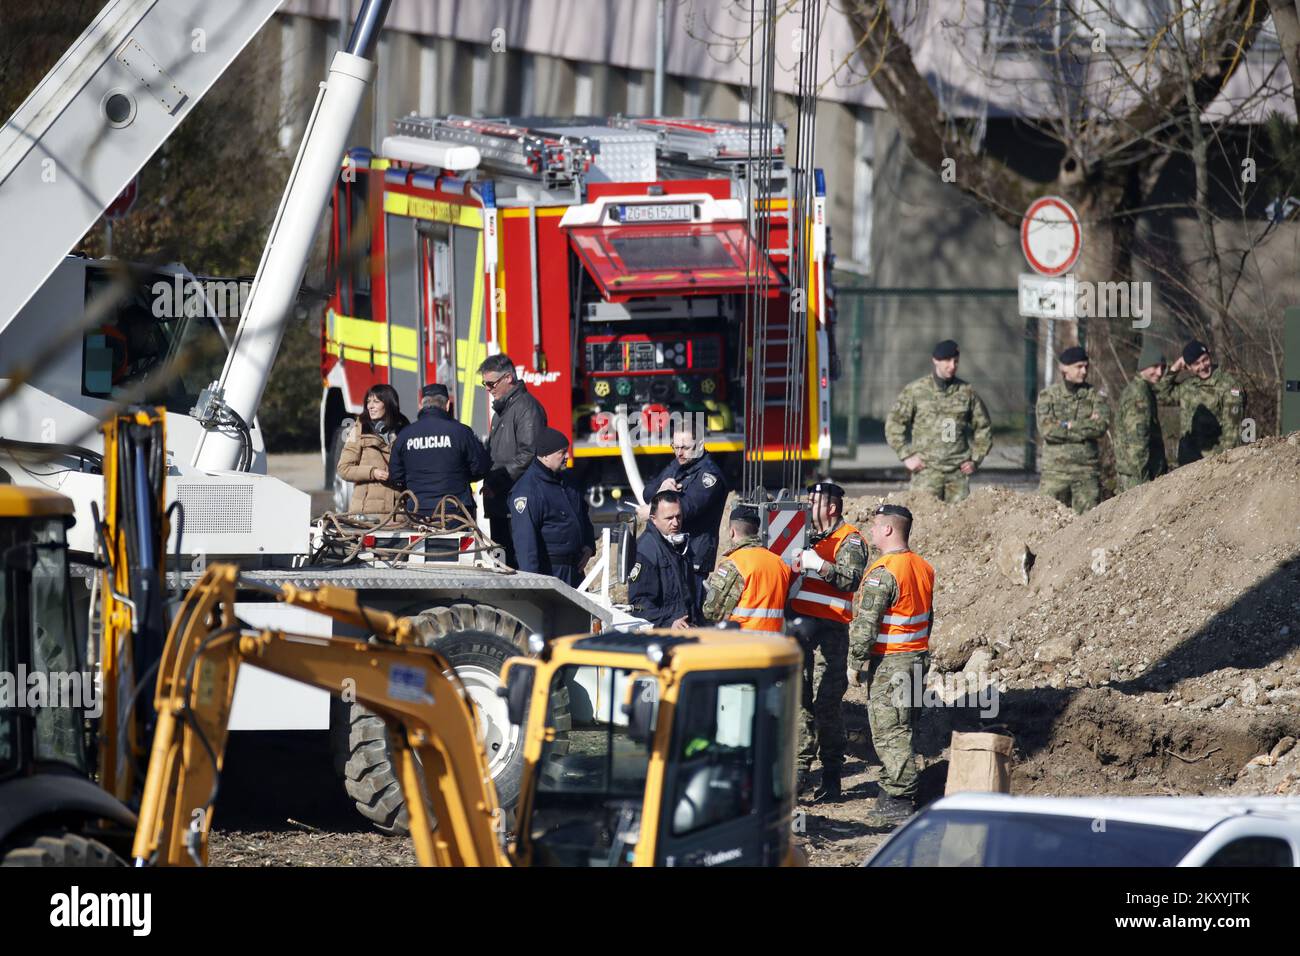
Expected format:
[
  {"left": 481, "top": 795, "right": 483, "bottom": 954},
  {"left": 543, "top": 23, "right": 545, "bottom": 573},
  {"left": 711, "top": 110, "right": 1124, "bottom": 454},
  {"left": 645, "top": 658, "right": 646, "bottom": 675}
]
[{"left": 337, "top": 384, "right": 410, "bottom": 515}]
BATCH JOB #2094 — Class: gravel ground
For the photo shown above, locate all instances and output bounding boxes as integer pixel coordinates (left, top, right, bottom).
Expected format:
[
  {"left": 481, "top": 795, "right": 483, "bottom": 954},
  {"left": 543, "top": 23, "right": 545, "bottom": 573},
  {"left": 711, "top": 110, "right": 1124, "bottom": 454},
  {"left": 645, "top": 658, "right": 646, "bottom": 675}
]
[{"left": 205, "top": 724, "right": 908, "bottom": 867}]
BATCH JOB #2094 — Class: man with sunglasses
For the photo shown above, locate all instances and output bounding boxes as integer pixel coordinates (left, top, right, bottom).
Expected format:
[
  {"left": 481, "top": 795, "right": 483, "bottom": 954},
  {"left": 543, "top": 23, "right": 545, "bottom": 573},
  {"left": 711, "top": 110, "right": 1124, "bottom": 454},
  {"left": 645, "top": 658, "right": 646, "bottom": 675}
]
[
  {"left": 478, "top": 353, "right": 547, "bottom": 568},
  {"left": 636, "top": 422, "right": 727, "bottom": 593}
]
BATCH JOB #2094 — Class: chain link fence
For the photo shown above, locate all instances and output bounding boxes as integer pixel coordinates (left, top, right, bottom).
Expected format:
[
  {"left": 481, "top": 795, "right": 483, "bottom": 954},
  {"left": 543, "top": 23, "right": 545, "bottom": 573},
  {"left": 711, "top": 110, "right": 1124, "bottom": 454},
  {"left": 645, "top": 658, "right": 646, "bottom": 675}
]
[{"left": 830, "top": 284, "right": 1038, "bottom": 472}]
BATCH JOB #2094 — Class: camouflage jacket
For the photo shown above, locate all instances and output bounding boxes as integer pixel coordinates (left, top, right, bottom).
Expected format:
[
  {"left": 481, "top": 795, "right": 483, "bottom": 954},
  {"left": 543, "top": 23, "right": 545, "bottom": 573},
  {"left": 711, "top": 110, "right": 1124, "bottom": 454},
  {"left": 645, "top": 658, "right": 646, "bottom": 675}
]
[
  {"left": 805, "top": 521, "right": 868, "bottom": 594},
  {"left": 885, "top": 375, "right": 993, "bottom": 471},
  {"left": 847, "top": 562, "right": 898, "bottom": 668},
  {"left": 701, "top": 535, "right": 765, "bottom": 622},
  {"left": 1036, "top": 380, "right": 1110, "bottom": 472},
  {"left": 1114, "top": 375, "right": 1167, "bottom": 479},
  {"left": 1153, "top": 367, "right": 1245, "bottom": 457}
]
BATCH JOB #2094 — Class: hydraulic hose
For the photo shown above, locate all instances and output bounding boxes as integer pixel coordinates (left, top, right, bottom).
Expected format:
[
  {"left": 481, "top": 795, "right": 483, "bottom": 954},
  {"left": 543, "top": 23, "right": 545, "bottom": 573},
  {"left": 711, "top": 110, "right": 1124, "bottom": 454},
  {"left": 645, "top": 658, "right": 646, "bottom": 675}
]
[{"left": 615, "top": 407, "right": 646, "bottom": 504}]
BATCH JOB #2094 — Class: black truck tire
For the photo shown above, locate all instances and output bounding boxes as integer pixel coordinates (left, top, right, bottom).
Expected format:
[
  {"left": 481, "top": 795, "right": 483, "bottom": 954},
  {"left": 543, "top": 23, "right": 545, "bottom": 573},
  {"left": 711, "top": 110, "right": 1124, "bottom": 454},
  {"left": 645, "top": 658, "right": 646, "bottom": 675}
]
[
  {"left": 338, "top": 603, "right": 567, "bottom": 835},
  {"left": 0, "top": 831, "right": 123, "bottom": 867}
]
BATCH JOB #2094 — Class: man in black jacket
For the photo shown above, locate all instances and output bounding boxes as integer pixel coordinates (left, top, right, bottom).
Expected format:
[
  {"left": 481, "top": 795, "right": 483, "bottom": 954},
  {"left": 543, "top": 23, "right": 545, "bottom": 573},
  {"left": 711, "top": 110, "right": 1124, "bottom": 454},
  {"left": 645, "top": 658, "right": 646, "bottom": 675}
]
[
  {"left": 637, "top": 423, "right": 727, "bottom": 591},
  {"left": 390, "top": 384, "right": 492, "bottom": 517},
  {"left": 628, "top": 491, "right": 699, "bottom": 629},
  {"left": 479, "top": 353, "right": 547, "bottom": 568},
  {"left": 509, "top": 427, "right": 595, "bottom": 586}
]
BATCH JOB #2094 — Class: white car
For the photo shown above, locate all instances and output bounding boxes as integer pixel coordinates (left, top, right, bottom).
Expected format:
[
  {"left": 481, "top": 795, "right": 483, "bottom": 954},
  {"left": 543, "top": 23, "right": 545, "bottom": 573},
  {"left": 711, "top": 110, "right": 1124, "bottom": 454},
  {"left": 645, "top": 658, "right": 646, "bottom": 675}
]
[{"left": 863, "top": 794, "right": 1300, "bottom": 867}]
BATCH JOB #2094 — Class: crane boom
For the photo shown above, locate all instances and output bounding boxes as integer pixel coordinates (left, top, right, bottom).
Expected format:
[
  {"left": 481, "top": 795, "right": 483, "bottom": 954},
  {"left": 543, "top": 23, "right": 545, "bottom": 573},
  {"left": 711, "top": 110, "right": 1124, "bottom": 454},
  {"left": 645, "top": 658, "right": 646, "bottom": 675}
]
[
  {"left": 0, "top": 0, "right": 285, "bottom": 336},
  {"left": 191, "top": 0, "right": 393, "bottom": 471}
]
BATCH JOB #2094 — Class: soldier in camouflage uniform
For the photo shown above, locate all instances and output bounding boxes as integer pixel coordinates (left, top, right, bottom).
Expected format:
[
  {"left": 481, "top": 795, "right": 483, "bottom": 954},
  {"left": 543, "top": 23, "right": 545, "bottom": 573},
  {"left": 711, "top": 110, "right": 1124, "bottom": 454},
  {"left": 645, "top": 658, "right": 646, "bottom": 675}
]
[
  {"left": 885, "top": 339, "right": 993, "bottom": 503},
  {"left": 1154, "top": 340, "right": 1247, "bottom": 466},
  {"left": 787, "top": 482, "right": 868, "bottom": 803},
  {"left": 848, "top": 504, "right": 934, "bottom": 827},
  {"left": 700, "top": 507, "right": 793, "bottom": 629},
  {"left": 1036, "top": 346, "right": 1111, "bottom": 513},
  {"left": 1114, "top": 341, "right": 1168, "bottom": 491}
]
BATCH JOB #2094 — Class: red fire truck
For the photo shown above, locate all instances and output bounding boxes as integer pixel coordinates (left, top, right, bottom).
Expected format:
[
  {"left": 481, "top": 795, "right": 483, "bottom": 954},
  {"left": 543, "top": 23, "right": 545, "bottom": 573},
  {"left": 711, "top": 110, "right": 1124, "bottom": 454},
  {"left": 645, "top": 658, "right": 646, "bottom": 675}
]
[{"left": 320, "top": 115, "right": 836, "bottom": 512}]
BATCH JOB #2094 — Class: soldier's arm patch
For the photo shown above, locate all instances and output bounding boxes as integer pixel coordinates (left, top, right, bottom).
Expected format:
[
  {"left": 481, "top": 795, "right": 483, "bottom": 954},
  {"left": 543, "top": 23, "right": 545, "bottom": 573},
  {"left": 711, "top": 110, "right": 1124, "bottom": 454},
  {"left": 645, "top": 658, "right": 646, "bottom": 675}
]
[
  {"left": 629, "top": 562, "right": 641, "bottom": 582},
  {"left": 702, "top": 473, "right": 717, "bottom": 488},
  {"left": 513, "top": 496, "right": 528, "bottom": 513}
]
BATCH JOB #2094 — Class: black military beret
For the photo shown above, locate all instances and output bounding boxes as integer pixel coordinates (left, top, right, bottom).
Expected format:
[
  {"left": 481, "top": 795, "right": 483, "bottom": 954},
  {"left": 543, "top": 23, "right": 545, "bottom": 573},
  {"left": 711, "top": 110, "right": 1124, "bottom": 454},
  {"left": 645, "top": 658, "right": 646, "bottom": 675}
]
[
  {"left": 534, "top": 427, "right": 569, "bottom": 457},
  {"left": 1182, "top": 339, "right": 1209, "bottom": 364},
  {"left": 807, "top": 481, "right": 845, "bottom": 499},
  {"left": 420, "top": 383, "right": 449, "bottom": 400},
  {"left": 730, "top": 505, "right": 760, "bottom": 523},
  {"left": 872, "top": 503, "right": 913, "bottom": 521},
  {"left": 1138, "top": 340, "right": 1166, "bottom": 370},
  {"left": 932, "top": 339, "right": 960, "bottom": 360},
  {"left": 1058, "top": 346, "right": 1089, "bottom": 365}
]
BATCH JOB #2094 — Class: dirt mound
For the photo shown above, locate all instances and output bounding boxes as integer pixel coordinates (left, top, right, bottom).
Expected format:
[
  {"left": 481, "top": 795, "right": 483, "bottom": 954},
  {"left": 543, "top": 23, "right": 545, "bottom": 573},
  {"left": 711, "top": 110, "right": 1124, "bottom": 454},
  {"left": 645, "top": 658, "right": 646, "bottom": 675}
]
[{"left": 842, "top": 434, "right": 1300, "bottom": 796}]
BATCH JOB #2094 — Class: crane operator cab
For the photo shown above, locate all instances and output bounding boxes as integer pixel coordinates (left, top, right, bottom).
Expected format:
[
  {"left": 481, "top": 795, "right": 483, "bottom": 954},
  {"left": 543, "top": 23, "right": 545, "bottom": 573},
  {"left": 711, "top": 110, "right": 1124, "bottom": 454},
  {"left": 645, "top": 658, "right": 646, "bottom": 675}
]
[{"left": 503, "top": 628, "right": 804, "bottom": 867}]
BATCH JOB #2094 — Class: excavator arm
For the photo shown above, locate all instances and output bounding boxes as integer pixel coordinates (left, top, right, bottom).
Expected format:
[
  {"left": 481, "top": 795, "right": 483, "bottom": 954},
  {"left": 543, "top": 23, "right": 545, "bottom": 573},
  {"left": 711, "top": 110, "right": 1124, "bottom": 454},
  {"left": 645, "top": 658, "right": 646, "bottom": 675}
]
[{"left": 131, "top": 562, "right": 507, "bottom": 866}]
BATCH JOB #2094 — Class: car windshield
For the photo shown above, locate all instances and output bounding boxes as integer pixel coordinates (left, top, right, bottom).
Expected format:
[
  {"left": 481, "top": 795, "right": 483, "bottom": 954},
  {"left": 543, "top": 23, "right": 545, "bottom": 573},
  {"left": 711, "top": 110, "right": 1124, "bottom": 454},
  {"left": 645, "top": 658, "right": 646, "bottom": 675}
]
[{"left": 868, "top": 809, "right": 1204, "bottom": 867}]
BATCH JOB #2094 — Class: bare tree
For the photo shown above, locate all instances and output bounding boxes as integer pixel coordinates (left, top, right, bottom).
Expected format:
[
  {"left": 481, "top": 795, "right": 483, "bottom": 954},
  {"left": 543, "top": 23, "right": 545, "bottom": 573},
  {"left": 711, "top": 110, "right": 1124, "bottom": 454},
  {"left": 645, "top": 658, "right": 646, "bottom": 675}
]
[{"left": 1266, "top": 0, "right": 1300, "bottom": 116}]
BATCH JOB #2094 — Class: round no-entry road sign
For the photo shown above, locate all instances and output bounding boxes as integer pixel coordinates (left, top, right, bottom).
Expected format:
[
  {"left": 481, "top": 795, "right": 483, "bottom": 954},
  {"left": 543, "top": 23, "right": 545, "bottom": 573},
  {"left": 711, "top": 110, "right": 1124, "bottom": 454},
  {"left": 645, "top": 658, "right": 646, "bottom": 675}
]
[{"left": 1021, "top": 196, "right": 1081, "bottom": 276}]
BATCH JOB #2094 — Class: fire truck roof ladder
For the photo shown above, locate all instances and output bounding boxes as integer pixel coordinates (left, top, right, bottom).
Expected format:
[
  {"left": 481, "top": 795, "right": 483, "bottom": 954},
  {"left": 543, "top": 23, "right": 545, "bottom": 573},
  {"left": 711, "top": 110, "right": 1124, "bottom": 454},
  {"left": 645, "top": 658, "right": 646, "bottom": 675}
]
[
  {"left": 391, "top": 115, "right": 595, "bottom": 188},
  {"left": 614, "top": 117, "right": 785, "bottom": 165}
]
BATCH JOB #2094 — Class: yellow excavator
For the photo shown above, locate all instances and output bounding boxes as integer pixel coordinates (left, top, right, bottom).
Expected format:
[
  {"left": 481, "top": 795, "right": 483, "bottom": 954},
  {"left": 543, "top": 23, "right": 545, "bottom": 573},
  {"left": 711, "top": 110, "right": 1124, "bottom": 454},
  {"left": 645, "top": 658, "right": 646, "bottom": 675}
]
[
  {"left": 5, "top": 407, "right": 805, "bottom": 867},
  {"left": 134, "top": 561, "right": 806, "bottom": 867},
  {"left": 0, "top": 485, "right": 138, "bottom": 864},
  {"left": 0, "top": 406, "right": 167, "bottom": 864}
]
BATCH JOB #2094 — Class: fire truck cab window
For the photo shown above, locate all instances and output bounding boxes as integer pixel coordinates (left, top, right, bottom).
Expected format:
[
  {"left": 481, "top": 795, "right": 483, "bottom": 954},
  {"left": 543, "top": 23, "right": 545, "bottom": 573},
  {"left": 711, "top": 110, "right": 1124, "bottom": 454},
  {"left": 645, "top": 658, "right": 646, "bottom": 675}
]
[{"left": 332, "top": 174, "right": 371, "bottom": 318}]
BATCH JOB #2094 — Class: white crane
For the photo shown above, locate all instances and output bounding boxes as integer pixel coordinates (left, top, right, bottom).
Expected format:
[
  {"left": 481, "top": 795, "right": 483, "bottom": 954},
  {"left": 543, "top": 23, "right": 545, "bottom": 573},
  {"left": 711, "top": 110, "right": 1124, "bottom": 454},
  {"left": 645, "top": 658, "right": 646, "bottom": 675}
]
[
  {"left": 191, "top": 1, "right": 393, "bottom": 471},
  {"left": 0, "top": 0, "right": 285, "bottom": 334}
]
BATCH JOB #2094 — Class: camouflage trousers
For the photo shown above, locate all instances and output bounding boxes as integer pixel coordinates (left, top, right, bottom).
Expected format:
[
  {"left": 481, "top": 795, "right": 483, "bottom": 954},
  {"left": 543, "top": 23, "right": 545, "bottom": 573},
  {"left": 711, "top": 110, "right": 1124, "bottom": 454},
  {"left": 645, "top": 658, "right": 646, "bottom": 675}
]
[
  {"left": 909, "top": 467, "right": 969, "bottom": 503},
  {"left": 796, "top": 620, "right": 849, "bottom": 774},
  {"left": 865, "top": 650, "right": 928, "bottom": 800},
  {"left": 1040, "top": 470, "right": 1100, "bottom": 514}
]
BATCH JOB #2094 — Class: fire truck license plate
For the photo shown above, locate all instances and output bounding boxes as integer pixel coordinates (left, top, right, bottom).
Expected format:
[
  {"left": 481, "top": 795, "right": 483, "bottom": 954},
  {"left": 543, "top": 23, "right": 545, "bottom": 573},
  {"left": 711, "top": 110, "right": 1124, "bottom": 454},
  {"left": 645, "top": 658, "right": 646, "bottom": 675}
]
[{"left": 616, "top": 203, "right": 694, "bottom": 223}]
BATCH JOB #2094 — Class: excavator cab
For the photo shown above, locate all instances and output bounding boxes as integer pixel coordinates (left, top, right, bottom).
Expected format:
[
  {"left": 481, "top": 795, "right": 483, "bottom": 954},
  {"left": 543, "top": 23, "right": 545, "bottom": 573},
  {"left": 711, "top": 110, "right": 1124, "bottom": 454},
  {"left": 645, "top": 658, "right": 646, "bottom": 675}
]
[
  {"left": 0, "top": 487, "right": 137, "bottom": 863},
  {"left": 506, "top": 629, "right": 803, "bottom": 867},
  {"left": 0, "top": 488, "right": 89, "bottom": 779}
]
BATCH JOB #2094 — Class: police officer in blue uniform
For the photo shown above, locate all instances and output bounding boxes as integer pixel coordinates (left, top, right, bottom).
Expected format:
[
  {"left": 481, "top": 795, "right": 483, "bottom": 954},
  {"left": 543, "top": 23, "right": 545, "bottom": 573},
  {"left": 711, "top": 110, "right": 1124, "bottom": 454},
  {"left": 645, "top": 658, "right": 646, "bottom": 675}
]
[
  {"left": 390, "top": 383, "right": 492, "bottom": 517},
  {"left": 628, "top": 490, "right": 700, "bottom": 629},
  {"left": 637, "top": 424, "right": 727, "bottom": 590},
  {"left": 509, "top": 427, "right": 595, "bottom": 586}
]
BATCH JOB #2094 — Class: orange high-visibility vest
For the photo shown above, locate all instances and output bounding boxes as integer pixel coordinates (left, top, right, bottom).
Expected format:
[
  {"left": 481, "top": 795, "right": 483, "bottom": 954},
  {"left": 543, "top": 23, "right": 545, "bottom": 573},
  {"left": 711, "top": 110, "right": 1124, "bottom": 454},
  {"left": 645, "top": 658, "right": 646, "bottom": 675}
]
[
  {"left": 727, "top": 546, "right": 794, "bottom": 632},
  {"left": 867, "top": 550, "right": 934, "bottom": 655},
  {"left": 788, "top": 522, "right": 860, "bottom": 624}
]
